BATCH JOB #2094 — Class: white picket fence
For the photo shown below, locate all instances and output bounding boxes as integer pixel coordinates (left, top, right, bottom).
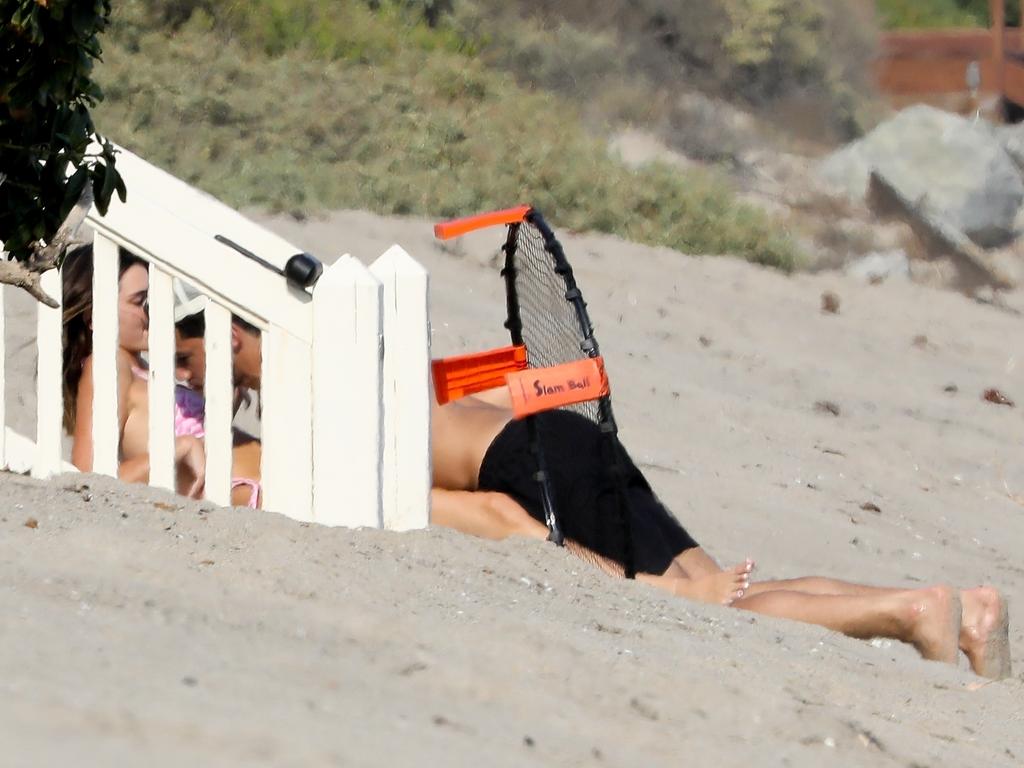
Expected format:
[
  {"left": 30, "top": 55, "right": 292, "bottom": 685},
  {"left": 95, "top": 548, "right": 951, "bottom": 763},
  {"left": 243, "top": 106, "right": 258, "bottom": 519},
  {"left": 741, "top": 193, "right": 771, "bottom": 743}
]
[{"left": 0, "top": 146, "right": 431, "bottom": 529}]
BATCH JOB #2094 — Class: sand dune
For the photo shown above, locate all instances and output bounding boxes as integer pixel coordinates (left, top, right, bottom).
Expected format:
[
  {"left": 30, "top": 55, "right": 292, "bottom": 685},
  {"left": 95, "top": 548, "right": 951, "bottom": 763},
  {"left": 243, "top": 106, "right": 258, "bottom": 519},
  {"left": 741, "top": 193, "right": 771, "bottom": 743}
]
[{"left": 2, "top": 209, "right": 1022, "bottom": 766}]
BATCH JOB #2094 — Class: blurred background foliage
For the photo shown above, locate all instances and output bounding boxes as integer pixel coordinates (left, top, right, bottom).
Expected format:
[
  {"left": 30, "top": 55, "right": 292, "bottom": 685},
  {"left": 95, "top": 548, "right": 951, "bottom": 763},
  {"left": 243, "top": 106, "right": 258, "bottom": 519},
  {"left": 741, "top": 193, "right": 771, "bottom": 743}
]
[
  {"left": 876, "top": 0, "right": 1019, "bottom": 29},
  {"left": 90, "top": 0, "right": 905, "bottom": 269}
]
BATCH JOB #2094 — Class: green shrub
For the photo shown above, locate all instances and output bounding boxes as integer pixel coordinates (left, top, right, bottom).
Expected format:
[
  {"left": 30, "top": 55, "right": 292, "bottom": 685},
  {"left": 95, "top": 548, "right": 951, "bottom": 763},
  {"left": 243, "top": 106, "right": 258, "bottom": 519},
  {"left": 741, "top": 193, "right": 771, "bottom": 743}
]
[
  {"left": 875, "top": 0, "right": 989, "bottom": 29},
  {"left": 90, "top": 0, "right": 800, "bottom": 269}
]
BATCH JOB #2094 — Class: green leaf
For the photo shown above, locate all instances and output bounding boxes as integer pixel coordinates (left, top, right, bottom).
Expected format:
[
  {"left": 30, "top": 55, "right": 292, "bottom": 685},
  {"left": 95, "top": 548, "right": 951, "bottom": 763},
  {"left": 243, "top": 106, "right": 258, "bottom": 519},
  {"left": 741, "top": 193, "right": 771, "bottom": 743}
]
[
  {"left": 1, "top": 0, "right": 119, "bottom": 266},
  {"left": 99, "top": 158, "right": 116, "bottom": 203},
  {"left": 63, "top": 166, "right": 89, "bottom": 211},
  {"left": 91, "top": 163, "right": 108, "bottom": 214},
  {"left": 71, "top": 3, "right": 96, "bottom": 37},
  {"left": 113, "top": 169, "right": 127, "bottom": 203}
]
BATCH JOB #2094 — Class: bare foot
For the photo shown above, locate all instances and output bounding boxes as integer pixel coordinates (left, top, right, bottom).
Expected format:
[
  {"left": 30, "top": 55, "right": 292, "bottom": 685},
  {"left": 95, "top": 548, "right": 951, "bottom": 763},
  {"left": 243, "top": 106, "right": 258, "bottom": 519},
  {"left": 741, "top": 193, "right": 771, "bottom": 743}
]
[
  {"left": 960, "top": 586, "right": 1012, "bottom": 679},
  {"left": 673, "top": 560, "right": 754, "bottom": 606},
  {"left": 903, "top": 585, "right": 962, "bottom": 665}
]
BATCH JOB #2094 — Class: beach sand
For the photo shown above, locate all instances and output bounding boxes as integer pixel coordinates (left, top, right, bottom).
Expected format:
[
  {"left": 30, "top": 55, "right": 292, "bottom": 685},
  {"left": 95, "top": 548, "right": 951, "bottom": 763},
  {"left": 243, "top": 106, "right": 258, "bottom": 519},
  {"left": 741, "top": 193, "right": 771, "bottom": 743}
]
[{"left": 2, "top": 209, "right": 1022, "bottom": 766}]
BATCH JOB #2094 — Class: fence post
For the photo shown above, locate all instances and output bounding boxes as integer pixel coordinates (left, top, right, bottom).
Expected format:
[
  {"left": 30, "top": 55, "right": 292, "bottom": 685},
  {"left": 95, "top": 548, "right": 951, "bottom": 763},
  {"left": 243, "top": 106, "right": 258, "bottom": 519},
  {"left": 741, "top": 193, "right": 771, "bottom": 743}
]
[
  {"left": 203, "top": 301, "right": 234, "bottom": 506},
  {"left": 91, "top": 234, "right": 121, "bottom": 477},
  {"left": 993, "top": 0, "right": 1006, "bottom": 99},
  {"left": 1021, "top": 0, "right": 1024, "bottom": 50},
  {"left": 33, "top": 268, "right": 63, "bottom": 478},
  {"left": 261, "top": 325, "right": 314, "bottom": 519},
  {"left": 369, "top": 245, "right": 431, "bottom": 532},
  {"left": 311, "top": 255, "right": 383, "bottom": 527},
  {"left": 0, "top": 285, "right": 5, "bottom": 470},
  {"left": 147, "top": 265, "right": 176, "bottom": 490}
]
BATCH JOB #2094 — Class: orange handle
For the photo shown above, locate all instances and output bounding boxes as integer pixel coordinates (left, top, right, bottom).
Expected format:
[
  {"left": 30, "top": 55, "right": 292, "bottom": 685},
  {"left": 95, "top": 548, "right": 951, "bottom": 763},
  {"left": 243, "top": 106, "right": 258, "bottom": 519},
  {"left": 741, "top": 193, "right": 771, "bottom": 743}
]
[
  {"left": 432, "top": 345, "right": 529, "bottom": 404},
  {"left": 506, "top": 357, "right": 609, "bottom": 419},
  {"left": 433, "top": 205, "right": 532, "bottom": 240}
]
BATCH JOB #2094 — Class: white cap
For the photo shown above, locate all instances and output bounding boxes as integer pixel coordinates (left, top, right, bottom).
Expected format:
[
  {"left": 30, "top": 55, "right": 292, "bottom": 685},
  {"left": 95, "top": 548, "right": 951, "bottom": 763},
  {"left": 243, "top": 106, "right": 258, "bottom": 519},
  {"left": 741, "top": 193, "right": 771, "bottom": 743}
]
[{"left": 172, "top": 278, "right": 208, "bottom": 323}]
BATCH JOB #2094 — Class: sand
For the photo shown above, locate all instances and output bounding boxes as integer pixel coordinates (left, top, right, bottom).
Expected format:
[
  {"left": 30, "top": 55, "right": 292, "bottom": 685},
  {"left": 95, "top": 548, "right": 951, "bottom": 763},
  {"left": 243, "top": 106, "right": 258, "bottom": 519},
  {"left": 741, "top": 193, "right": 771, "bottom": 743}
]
[{"left": 2, "top": 209, "right": 1023, "bottom": 766}]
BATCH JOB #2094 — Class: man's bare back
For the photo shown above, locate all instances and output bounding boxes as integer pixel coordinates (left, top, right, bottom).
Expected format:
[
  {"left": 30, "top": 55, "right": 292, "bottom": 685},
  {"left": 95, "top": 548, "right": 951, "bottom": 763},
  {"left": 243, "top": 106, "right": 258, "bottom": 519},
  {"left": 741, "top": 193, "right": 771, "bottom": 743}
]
[{"left": 430, "top": 398, "right": 512, "bottom": 491}]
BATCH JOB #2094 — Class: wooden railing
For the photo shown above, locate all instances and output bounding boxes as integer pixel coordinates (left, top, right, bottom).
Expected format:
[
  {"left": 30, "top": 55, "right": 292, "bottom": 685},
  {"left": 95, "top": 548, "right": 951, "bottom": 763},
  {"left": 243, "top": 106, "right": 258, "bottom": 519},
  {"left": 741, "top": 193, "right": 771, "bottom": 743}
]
[
  {"left": 876, "top": 0, "right": 1024, "bottom": 111},
  {"left": 1, "top": 146, "right": 431, "bottom": 530}
]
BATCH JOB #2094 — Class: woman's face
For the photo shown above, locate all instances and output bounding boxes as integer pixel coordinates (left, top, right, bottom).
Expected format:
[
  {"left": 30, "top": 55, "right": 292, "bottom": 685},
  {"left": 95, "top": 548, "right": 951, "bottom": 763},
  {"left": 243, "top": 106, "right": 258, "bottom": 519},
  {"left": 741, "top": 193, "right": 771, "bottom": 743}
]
[{"left": 118, "top": 263, "right": 149, "bottom": 353}]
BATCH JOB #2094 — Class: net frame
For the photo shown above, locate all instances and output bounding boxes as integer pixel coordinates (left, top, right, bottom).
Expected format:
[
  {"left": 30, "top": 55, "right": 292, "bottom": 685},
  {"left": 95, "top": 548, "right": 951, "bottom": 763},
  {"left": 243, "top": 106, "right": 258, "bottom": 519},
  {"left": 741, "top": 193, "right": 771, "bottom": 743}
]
[{"left": 500, "top": 209, "right": 636, "bottom": 579}]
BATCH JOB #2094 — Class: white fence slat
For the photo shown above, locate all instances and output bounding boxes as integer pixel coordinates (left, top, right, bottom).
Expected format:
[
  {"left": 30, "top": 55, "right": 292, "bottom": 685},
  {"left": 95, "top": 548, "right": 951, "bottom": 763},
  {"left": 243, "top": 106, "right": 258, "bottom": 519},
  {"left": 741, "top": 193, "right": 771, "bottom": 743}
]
[
  {"left": 91, "top": 234, "right": 120, "bottom": 476},
  {"left": 146, "top": 266, "right": 176, "bottom": 490},
  {"left": 203, "top": 302, "right": 233, "bottom": 506},
  {"left": 90, "top": 203, "right": 312, "bottom": 342},
  {"left": 0, "top": 286, "right": 5, "bottom": 469},
  {"left": 33, "top": 268, "right": 63, "bottom": 478},
  {"left": 370, "top": 246, "right": 431, "bottom": 531},
  {"left": 261, "top": 327, "right": 313, "bottom": 519},
  {"left": 312, "top": 255, "right": 383, "bottom": 527},
  {"left": 85, "top": 145, "right": 313, "bottom": 342}
]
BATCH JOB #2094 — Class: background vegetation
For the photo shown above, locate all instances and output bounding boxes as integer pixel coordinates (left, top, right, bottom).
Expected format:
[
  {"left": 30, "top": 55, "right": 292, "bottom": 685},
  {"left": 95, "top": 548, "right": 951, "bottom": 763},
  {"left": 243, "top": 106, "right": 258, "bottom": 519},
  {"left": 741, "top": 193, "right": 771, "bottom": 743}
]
[
  {"left": 88, "top": 0, "right": 885, "bottom": 270},
  {"left": 458, "top": 0, "right": 879, "bottom": 144},
  {"left": 876, "top": 0, "right": 1019, "bottom": 29}
]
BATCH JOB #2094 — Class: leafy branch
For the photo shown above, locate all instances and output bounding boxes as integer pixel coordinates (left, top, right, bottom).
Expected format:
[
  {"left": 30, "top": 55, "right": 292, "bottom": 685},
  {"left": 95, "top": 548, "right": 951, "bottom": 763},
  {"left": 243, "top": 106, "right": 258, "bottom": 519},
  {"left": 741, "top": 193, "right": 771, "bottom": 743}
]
[{"left": 1, "top": 0, "right": 125, "bottom": 304}]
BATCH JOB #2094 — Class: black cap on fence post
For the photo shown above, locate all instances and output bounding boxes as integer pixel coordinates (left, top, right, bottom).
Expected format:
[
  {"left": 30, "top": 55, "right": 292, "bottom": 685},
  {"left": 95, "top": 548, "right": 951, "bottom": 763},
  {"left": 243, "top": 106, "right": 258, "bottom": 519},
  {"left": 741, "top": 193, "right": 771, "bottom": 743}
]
[{"left": 285, "top": 253, "right": 323, "bottom": 290}]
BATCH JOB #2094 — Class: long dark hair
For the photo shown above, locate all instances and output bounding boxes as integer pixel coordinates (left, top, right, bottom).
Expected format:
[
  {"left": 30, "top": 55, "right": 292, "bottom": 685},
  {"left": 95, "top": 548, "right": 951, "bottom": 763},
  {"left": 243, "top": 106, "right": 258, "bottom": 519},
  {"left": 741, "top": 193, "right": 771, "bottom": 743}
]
[{"left": 62, "top": 244, "right": 147, "bottom": 433}]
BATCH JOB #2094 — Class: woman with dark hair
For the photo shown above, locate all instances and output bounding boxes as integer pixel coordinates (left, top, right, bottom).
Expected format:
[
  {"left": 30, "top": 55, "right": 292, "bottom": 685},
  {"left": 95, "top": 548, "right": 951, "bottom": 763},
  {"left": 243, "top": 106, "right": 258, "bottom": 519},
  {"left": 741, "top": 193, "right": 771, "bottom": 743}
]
[{"left": 61, "top": 244, "right": 206, "bottom": 496}]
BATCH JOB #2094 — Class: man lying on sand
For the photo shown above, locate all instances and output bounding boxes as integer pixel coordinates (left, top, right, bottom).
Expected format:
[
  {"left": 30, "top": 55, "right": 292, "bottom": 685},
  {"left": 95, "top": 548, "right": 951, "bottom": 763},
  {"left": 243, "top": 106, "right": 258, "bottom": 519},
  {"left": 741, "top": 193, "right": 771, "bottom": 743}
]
[
  {"left": 170, "top": 293, "right": 1011, "bottom": 678},
  {"left": 431, "top": 391, "right": 1012, "bottom": 679}
]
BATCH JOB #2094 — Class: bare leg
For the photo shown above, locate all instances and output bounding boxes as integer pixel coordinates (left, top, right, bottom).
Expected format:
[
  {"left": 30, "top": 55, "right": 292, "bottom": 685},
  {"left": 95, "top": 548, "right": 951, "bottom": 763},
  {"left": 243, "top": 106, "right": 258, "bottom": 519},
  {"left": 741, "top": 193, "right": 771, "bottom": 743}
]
[
  {"left": 673, "top": 550, "right": 897, "bottom": 597},
  {"left": 640, "top": 560, "right": 754, "bottom": 606},
  {"left": 432, "top": 489, "right": 550, "bottom": 541},
  {"left": 673, "top": 547, "right": 728, "bottom": 579},
  {"left": 745, "top": 581, "right": 1007, "bottom": 675},
  {"left": 734, "top": 585, "right": 962, "bottom": 665},
  {"left": 740, "top": 578, "right": 1009, "bottom": 676},
  {"left": 672, "top": 548, "right": 1011, "bottom": 678},
  {"left": 435, "top": 498, "right": 1003, "bottom": 675},
  {"left": 745, "top": 580, "right": 1010, "bottom": 676}
]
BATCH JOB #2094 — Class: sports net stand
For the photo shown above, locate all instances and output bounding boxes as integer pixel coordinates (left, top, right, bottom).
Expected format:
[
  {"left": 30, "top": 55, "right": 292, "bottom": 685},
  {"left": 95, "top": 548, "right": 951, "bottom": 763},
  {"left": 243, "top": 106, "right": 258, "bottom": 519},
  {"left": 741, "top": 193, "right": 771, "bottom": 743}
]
[{"left": 434, "top": 206, "right": 636, "bottom": 579}]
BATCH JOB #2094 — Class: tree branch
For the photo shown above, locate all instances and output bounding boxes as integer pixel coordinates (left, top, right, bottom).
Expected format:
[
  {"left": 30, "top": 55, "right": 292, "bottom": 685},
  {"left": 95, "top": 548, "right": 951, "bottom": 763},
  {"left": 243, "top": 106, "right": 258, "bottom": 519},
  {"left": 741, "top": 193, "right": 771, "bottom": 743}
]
[
  {"left": 0, "top": 259, "right": 59, "bottom": 307},
  {"left": 28, "top": 184, "right": 94, "bottom": 272},
  {"left": 0, "top": 183, "right": 94, "bottom": 307}
]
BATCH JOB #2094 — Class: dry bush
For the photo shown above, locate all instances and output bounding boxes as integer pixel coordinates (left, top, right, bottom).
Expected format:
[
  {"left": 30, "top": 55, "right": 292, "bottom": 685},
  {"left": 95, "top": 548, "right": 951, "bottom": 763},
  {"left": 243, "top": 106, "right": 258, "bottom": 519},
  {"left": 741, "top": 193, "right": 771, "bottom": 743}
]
[
  {"left": 93, "top": 0, "right": 802, "bottom": 269},
  {"left": 458, "top": 0, "right": 882, "bottom": 148}
]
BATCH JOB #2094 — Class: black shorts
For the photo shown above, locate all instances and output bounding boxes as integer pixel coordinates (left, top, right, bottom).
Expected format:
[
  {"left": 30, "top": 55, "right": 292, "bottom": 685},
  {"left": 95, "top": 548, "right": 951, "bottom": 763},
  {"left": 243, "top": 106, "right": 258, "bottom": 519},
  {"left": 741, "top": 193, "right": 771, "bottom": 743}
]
[{"left": 477, "top": 409, "right": 699, "bottom": 575}]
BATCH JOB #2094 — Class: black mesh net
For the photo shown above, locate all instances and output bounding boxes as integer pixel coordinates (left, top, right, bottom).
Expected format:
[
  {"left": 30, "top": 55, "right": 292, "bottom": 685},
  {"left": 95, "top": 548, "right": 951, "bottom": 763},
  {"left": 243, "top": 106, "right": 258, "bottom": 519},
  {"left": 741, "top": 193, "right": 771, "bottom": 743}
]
[
  {"left": 509, "top": 220, "right": 601, "bottom": 423},
  {"left": 504, "top": 214, "right": 635, "bottom": 578}
]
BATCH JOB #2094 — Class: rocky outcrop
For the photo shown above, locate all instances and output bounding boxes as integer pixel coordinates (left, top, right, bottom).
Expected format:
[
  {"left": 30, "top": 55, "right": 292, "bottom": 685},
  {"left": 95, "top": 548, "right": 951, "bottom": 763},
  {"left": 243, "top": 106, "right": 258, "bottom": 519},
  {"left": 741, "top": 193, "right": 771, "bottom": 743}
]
[
  {"left": 866, "top": 170, "right": 1015, "bottom": 295},
  {"left": 819, "top": 105, "right": 1024, "bottom": 248}
]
